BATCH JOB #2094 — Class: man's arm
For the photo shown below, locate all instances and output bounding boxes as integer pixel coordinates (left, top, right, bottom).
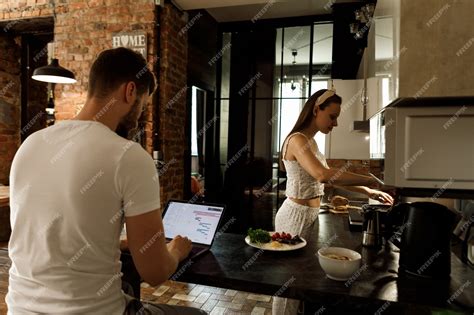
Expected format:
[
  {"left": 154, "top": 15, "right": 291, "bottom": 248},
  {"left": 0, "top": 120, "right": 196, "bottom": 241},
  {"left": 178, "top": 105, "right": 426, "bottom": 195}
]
[{"left": 125, "top": 209, "right": 191, "bottom": 286}]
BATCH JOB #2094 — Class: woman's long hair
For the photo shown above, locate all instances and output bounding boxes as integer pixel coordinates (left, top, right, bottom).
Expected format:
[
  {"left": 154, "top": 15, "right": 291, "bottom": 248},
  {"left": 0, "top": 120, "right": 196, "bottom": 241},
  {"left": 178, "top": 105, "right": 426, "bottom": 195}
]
[{"left": 279, "top": 89, "right": 342, "bottom": 171}]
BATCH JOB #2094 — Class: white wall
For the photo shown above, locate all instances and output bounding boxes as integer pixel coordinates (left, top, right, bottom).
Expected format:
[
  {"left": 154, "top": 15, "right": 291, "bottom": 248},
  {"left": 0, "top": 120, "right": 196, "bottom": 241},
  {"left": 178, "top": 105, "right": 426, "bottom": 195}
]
[{"left": 326, "top": 79, "right": 375, "bottom": 160}]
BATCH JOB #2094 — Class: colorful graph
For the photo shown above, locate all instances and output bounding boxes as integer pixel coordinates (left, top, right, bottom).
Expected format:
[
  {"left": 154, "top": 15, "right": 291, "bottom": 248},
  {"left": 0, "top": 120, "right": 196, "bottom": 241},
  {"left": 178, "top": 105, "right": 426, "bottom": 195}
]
[{"left": 163, "top": 203, "right": 223, "bottom": 245}]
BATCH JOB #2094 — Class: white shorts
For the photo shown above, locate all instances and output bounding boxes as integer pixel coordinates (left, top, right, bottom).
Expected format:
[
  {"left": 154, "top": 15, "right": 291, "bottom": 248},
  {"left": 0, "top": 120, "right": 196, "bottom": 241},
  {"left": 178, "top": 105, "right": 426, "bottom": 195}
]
[
  {"left": 274, "top": 198, "right": 320, "bottom": 239},
  {"left": 273, "top": 198, "right": 320, "bottom": 315}
]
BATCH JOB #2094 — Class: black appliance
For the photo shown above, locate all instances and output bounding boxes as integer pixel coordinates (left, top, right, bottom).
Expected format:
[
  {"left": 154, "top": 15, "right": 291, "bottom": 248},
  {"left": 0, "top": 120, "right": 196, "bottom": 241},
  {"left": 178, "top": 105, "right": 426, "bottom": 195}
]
[
  {"left": 361, "top": 204, "right": 391, "bottom": 247},
  {"left": 387, "top": 202, "right": 456, "bottom": 279}
]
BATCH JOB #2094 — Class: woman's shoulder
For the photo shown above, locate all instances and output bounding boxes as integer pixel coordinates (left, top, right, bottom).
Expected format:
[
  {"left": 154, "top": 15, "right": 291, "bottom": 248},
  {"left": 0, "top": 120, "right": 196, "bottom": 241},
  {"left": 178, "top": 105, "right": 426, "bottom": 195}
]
[
  {"left": 285, "top": 133, "right": 314, "bottom": 157},
  {"left": 288, "top": 132, "right": 314, "bottom": 147},
  {"left": 287, "top": 132, "right": 309, "bottom": 144}
]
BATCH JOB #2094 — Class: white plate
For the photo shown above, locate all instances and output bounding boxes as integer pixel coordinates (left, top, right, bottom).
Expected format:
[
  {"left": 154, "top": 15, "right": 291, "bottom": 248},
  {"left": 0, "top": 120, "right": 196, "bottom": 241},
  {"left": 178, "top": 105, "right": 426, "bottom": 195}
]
[{"left": 245, "top": 232, "right": 307, "bottom": 251}]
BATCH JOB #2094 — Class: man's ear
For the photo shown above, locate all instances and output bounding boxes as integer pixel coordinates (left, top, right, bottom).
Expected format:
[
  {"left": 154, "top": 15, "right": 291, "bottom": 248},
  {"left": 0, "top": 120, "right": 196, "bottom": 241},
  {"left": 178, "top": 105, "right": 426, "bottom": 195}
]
[{"left": 124, "top": 81, "right": 137, "bottom": 104}]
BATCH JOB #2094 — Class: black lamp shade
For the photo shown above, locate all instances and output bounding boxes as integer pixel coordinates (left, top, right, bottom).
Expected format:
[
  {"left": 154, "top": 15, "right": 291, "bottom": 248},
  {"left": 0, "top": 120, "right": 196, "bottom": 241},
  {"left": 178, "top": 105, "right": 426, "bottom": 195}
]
[{"left": 32, "top": 58, "right": 77, "bottom": 84}]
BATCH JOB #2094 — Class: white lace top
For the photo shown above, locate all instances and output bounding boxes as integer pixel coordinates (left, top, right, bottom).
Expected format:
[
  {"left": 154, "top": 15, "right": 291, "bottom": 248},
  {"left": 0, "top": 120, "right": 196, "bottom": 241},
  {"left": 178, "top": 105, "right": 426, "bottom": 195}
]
[{"left": 282, "top": 132, "right": 329, "bottom": 199}]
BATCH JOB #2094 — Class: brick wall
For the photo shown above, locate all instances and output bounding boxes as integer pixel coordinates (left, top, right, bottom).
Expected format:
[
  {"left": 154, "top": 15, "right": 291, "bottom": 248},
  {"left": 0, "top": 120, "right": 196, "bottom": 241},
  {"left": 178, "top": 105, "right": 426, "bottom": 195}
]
[
  {"left": 0, "top": 35, "right": 21, "bottom": 185},
  {"left": 158, "top": 4, "right": 188, "bottom": 206},
  {"left": 0, "top": 0, "right": 158, "bottom": 140},
  {"left": 0, "top": 1, "right": 189, "bottom": 204},
  {"left": 51, "top": 0, "right": 158, "bottom": 125}
]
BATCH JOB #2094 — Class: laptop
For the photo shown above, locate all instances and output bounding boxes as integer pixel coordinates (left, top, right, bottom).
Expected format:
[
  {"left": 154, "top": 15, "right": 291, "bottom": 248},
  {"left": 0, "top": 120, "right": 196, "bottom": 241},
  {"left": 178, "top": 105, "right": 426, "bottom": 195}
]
[{"left": 162, "top": 200, "right": 226, "bottom": 260}]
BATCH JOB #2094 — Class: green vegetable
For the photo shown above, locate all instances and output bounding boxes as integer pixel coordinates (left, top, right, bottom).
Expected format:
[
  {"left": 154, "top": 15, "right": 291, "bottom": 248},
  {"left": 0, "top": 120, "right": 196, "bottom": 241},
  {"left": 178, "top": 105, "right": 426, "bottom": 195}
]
[{"left": 247, "top": 228, "right": 271, "bottom": 243}]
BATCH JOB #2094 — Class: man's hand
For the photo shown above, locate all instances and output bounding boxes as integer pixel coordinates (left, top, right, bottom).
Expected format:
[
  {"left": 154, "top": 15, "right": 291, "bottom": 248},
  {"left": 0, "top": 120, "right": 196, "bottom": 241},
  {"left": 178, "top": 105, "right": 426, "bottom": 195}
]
[
  {"left": 167, "top": 235, "right": 192, "bottom": 262},
  {"left": 126, "top": 210, "right": 190, "bottom": 286}
]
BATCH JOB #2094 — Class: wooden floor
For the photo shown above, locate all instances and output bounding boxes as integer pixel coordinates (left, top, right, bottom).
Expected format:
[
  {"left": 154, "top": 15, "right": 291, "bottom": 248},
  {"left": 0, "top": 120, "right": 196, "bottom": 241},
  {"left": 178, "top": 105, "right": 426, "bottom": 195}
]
[{"left": 0, "top": 247, "right": 277, "bottom": 314}]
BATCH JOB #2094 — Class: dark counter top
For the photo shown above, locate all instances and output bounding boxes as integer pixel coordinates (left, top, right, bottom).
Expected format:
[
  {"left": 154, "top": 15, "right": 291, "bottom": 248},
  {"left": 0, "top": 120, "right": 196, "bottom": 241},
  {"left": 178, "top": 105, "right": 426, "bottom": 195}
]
[{"left": 176, "top": 213, "right": 474, "bottom": 314}]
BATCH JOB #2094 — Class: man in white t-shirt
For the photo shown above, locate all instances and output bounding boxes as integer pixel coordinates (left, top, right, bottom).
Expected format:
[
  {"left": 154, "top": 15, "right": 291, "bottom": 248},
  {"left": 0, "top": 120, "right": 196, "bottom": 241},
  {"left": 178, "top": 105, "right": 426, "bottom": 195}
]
[{"left": 7, "top": 48, "right": 206, "bottom": 314}]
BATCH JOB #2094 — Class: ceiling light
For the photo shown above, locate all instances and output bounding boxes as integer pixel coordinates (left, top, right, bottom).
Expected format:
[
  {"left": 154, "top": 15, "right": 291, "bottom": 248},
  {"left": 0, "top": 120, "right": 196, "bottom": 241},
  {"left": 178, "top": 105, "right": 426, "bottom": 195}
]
[
  {"left": 32, "top": 59, "right": 77, "bottom": 84},
  {"left": 291, "top": 49, "right": 297, "bottom": 64}
]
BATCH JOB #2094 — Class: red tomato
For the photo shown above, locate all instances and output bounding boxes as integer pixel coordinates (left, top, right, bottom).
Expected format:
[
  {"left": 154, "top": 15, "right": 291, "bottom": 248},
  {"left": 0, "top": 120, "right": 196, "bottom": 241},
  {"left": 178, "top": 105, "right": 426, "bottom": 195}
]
[
  {"left": 274, "top": 232, "right": 280, "bottom": 239},
  {"left": 281, "top": 232, "right": 286, "bottom": 239},
  {"left": 286, "top": 233, "right": 292, "bottom": 239}
]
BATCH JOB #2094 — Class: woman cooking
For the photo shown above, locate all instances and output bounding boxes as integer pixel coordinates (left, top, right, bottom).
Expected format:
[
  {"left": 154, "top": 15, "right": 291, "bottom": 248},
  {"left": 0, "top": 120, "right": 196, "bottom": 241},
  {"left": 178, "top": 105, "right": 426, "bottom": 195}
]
[{"left": 273, "top": 88, "right": 393, "bottom": 315}]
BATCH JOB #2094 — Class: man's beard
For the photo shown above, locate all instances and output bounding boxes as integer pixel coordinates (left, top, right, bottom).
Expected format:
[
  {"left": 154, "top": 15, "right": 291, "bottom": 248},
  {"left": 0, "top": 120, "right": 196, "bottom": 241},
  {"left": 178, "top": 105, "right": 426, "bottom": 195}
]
[{"left": 116, "top": 99, "right": 142, "bottom": 139}]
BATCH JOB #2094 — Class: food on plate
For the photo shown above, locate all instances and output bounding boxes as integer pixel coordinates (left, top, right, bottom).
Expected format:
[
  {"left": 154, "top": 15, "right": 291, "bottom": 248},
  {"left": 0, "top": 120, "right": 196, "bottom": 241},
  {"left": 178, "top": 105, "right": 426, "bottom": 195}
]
[
  {"left": 247, "top": 228, "right": 271, "bottom": 243},
  {"left": 246, "top": 230, "right": 307, "bottom": 251},
  {"left": 272, "top": 232, "right": 303, "bottom": 245},
  {"left": 270, "top": 241, "right": 283, "bottom": 248},
  {"left": 247, "top": 229, "right": 304, "bottom": 245},
  {"left": 331, "top": 195, "right": 349, "bottom": 207},
  {"left": 271, "top": 231, "right": 292, "bottom": 241},
  {"left": 323, "top": 253, "right": 351, "bottom": 261}
]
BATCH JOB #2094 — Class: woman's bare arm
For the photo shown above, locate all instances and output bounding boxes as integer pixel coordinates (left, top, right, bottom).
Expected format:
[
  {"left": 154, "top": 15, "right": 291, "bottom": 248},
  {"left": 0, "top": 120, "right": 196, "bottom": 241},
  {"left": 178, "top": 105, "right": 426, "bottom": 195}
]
[
  {"left": 333, "top": 185, "right": 371, "bottom": 195},
  {"left": 287, "top": 134, "right": 375, "bottom": 186},
  {"left": 333, "top": 185, "right": 394, "bottom": 204}
]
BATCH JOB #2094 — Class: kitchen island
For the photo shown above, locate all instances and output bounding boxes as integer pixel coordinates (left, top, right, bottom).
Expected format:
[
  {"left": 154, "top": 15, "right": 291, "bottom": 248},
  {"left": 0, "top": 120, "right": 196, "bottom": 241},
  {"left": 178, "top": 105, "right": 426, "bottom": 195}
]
[{"left": 175, "top": 212, "right": 473, "bottom": 314}]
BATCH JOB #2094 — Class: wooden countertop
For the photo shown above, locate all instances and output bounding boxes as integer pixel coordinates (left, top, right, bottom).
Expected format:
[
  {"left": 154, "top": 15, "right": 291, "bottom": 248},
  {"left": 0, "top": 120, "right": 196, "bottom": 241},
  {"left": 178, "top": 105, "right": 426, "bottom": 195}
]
[{"left": 0, "top": 186, "right": 9, "bottom": 207}]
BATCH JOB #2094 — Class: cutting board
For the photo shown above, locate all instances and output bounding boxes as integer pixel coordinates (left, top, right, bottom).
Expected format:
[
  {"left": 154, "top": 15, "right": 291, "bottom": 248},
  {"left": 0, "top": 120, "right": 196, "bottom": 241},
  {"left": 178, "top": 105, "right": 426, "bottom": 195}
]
[
  {"left": 0, "top": 186, "right": 9, "bottom": 207},
  {"left": 328, "top": 204, "right": 363, "bottom": 214}
]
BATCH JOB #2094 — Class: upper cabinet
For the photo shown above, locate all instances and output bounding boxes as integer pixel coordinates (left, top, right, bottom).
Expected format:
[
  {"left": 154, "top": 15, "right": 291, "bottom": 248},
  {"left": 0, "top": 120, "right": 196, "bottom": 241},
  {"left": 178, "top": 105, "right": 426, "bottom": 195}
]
[
  {"left": 363, "top": 0, "right": 474, "bottom": 99},
  {"left": 358, "top": 0, "right": 401, "bottom": 115}
]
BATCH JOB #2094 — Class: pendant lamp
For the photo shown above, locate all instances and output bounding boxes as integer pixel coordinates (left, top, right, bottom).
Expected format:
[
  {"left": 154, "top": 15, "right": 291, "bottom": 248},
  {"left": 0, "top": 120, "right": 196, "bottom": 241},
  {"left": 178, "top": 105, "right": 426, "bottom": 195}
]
[{"left": 32, "top": 58, "right": 76, "bottom": 84}]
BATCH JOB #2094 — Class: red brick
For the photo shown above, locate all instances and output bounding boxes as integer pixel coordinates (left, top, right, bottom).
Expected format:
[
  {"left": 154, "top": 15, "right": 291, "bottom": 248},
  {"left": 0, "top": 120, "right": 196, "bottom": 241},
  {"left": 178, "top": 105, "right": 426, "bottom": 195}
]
[{"left": 0, "top": 1, "right": 183, "bottom": 202}]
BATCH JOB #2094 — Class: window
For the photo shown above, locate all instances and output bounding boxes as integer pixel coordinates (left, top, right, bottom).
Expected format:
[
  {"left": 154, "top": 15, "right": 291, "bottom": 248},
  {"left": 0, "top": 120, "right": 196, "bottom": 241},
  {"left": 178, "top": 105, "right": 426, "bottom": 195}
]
[
  {"left": 191, "top": 86, "right": 198, "bottom": 156},
  {"left": 277, "top": 80, "right": 328, "bottom": 154},
  {"left": 273, "top": 24, "right": 333, "bottom": 158},
  {"left": 215, "top": 21, "right": 334, "bottom": 214}
]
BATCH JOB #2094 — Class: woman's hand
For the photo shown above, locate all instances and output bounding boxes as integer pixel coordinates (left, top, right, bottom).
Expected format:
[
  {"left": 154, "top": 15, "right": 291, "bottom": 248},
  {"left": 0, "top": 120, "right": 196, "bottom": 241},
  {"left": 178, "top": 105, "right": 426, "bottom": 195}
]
[{"left": 367, "top": 189, "right": 394, "bottom": 204}]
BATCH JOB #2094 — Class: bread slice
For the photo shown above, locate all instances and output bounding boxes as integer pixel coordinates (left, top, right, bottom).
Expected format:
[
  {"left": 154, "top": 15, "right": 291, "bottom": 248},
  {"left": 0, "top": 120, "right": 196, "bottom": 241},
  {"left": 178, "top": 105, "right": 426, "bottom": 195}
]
[{"left": 331, "top": 195, "right": 349, "bottom": 207}]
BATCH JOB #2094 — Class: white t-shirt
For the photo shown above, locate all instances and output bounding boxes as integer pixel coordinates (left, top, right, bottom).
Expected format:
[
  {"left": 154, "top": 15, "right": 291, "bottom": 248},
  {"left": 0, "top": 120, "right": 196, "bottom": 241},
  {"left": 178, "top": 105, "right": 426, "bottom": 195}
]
[{"left": 6, "top": 120, "right": 160, "bottom": 314}]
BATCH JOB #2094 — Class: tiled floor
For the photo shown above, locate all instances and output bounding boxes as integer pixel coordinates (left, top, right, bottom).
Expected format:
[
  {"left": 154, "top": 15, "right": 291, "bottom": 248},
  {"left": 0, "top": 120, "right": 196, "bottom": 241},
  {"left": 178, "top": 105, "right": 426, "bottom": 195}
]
[
  {"left": 140, "top": 281, "right": 274, "bottom": 314},
  {"left": 0, "top": 247, "right": 276, "bottom": 314}
]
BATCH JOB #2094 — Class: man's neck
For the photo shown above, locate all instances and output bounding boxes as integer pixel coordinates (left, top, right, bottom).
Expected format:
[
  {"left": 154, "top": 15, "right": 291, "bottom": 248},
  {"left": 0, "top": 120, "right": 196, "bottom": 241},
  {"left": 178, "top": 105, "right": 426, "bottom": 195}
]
[{"left": 73, "top": 98, "right": 120, "bottom": 131}]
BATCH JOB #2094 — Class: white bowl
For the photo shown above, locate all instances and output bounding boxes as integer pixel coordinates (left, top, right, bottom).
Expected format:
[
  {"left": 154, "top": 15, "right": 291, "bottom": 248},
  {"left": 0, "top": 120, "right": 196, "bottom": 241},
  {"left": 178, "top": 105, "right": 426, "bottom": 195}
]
[{"left": 317, "top": 247, "right": 362, "bottom": 281}]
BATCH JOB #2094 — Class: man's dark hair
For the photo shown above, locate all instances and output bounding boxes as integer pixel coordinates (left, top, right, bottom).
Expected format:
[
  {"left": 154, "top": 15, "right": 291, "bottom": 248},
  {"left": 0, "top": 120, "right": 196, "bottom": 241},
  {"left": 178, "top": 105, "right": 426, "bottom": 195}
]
[{"left": 88, "top": 47, "right": 155, "bottom": 98}]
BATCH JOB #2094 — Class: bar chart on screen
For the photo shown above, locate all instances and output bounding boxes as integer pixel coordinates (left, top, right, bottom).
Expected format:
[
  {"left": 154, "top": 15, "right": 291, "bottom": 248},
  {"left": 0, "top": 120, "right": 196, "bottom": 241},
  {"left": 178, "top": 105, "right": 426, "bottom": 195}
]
[{"left": 163, "top": 202, "right": 223, "bottom": 245}]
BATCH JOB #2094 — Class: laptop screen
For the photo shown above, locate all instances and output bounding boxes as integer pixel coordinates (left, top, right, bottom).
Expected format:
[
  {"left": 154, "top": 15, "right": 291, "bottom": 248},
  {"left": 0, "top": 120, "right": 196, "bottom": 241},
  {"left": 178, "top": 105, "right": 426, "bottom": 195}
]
[{"left": 163, "top": 201, "right": 225, "bottom": 246}]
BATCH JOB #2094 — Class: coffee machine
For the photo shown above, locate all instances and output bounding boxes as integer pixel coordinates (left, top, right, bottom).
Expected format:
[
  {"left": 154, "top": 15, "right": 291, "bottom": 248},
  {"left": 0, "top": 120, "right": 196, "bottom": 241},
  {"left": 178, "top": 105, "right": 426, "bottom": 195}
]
[{"left": 361, "top": 204, "right": 391, "bottom": 248}]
